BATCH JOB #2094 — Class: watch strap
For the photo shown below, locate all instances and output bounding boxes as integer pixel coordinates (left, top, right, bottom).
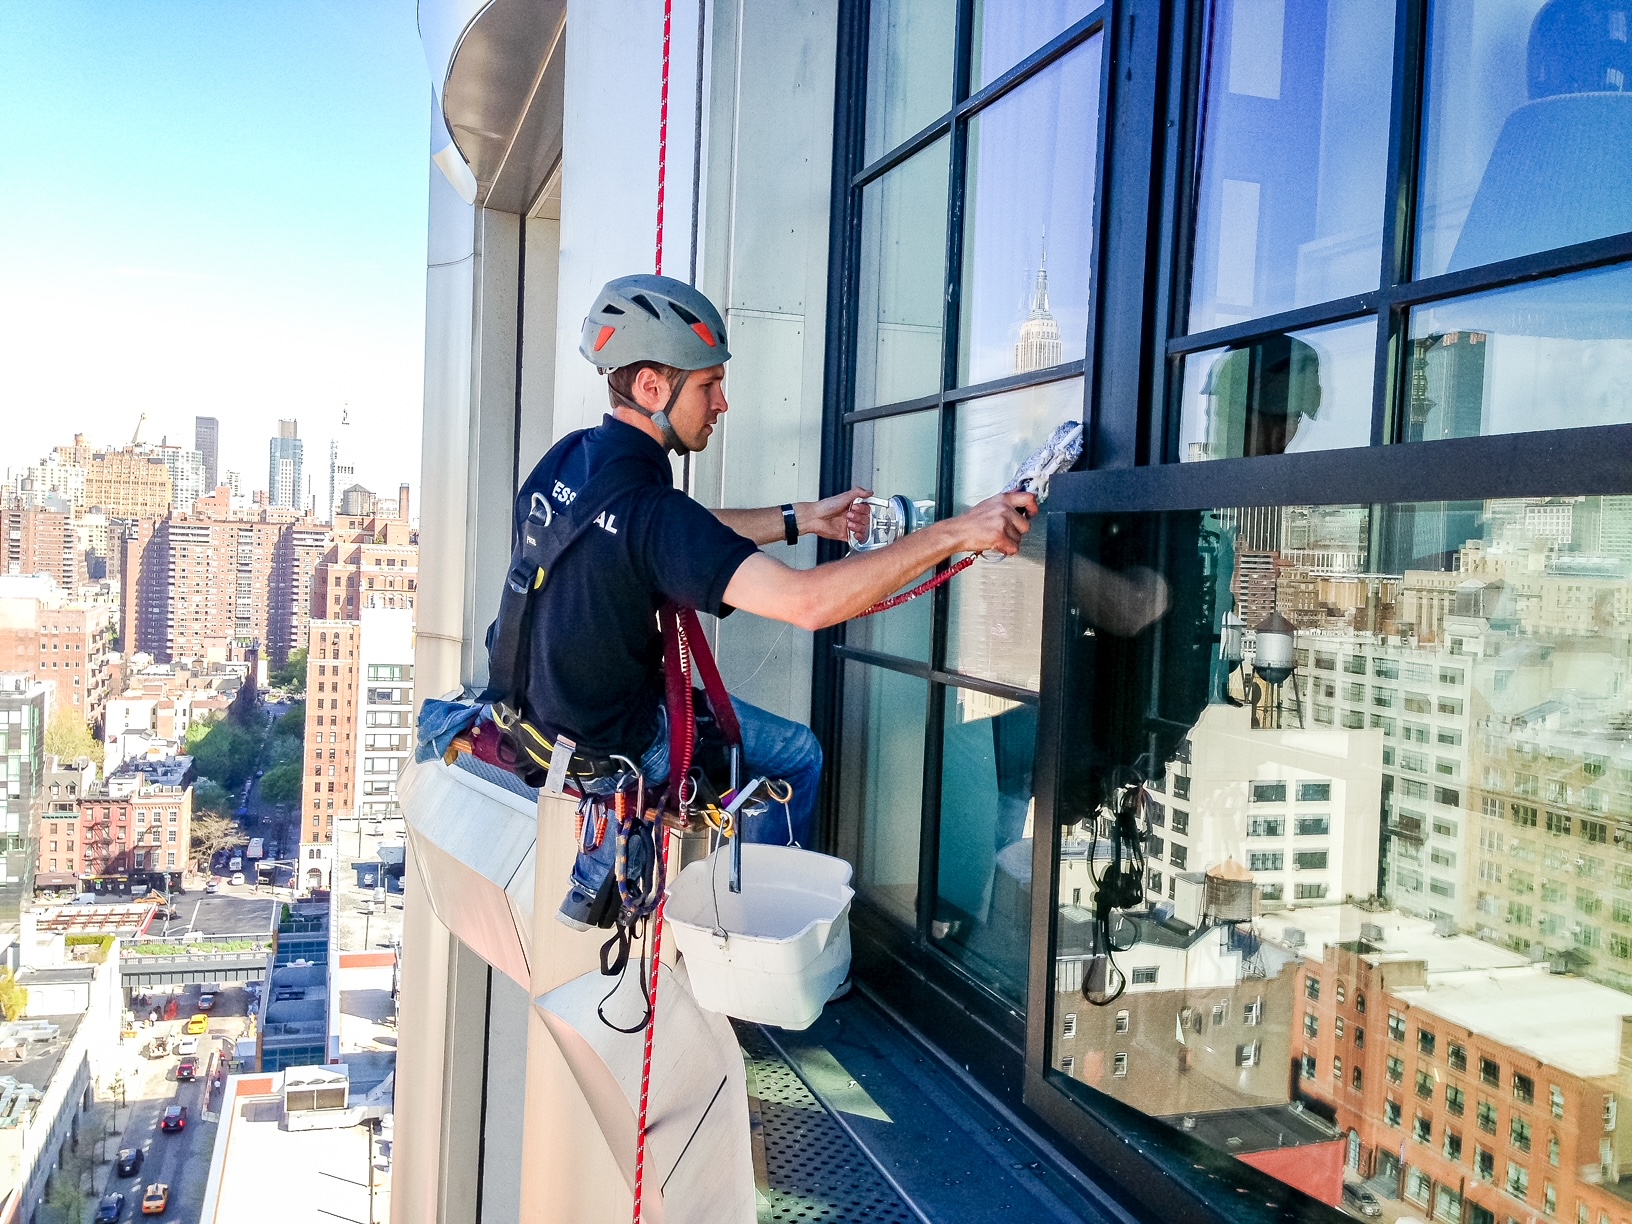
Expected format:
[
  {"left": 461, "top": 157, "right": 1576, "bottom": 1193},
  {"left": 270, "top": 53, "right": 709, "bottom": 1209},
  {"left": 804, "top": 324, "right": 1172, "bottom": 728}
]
[{"left": 780, "top": 503, "right": 799, "bottom": 547}]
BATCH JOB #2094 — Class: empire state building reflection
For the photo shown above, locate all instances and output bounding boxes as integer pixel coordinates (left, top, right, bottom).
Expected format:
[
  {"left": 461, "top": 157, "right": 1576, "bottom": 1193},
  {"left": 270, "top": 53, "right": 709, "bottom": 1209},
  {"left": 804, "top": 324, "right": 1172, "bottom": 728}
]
[{"left": 1014, "top": 240, "right": 1064, "bottom": 375}]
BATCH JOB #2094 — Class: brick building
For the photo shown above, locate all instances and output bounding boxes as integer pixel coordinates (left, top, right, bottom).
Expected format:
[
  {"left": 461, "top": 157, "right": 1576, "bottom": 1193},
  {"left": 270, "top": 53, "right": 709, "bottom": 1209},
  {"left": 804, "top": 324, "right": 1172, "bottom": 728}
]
[
  {"left": 1279, "top": 907, "right": 1632, "bottom": 1224},
  {"left": 0, "top": 579, "right": 117, "bottom": 723},
  {"left": 67, "top": 441, "right": 174, "bottom": 520},
  {"left": 270, "top": 522, "right": 331, "bottom": 667},
  {"left": 311, "top": 511, "right": 417, "bottom": 623},
  {"left": 302, "top": 619, "right": 362, "bottom": 860},
  {"left": 70, "top": 768, "right": 193, "bottom": 881},
  {"left": 0, "top": 506, "right": 82, "bottom": 591}
]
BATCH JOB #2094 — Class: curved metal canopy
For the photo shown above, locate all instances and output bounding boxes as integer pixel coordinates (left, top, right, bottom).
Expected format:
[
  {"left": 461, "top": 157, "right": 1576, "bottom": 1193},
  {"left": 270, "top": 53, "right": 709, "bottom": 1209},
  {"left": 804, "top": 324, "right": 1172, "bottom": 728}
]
[{"left": 419, "top": 0, "right": 568, "bottom": 212}]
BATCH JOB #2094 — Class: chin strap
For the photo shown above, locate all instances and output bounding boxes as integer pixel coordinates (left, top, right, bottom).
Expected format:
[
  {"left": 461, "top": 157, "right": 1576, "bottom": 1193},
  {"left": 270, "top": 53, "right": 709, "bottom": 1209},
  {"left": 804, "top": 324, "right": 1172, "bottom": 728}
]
[{"left": 609, "top": 370, "right": 693, "bottom": 455}]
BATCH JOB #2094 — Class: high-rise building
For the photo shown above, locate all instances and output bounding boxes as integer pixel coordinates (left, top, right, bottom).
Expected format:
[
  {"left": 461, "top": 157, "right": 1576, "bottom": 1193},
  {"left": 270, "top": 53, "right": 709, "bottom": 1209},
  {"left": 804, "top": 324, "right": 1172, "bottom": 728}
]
[
  {"left": 71, "top": 441, "right": 174, "bottom": 520},
  {"left": 157, "top": 443, "right": 207, "bottom": 514},
  {"left": 1014, "top": 242, "right": 1063, "bottom": 374},
  {"left": 312, "top": 506, "right": 418, "bottom": 623},
  {"left": 0, "top": 675, "right": 46, "bottom": 927},
  {"left": 0, "top": 576, "right": 117, "bottom": 723},
  {"left": 195, "top": 416, "right": 220, "bottom": 493},
  {"left": 271, "top": 522, "right": 332, "bottom": 667},
  {"left": 0, "top": 505, "right": 83, "bottom": 591},
  {"left": 126, "top": 513, "right": 286, "bottom": 662},
  {"left": 269, "top": 420, "right": 304, "bottom": 510},
  {"left": 327, "top": 440, "right": 354, "bottom": 526}
]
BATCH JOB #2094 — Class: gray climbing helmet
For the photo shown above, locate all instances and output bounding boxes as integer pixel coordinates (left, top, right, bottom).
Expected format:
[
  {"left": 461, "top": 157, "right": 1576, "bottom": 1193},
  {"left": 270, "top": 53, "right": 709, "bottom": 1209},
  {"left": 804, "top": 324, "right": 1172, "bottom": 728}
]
[{"left": 579, "top": 274, "right": 731, "bottom": 372}]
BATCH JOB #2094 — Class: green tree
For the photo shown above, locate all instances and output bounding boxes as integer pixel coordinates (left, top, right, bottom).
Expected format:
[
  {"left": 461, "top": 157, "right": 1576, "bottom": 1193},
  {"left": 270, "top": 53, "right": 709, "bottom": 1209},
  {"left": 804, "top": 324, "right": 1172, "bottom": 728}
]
[
  {"left": 187, "top": 716, "right": 264, "bottom": 791},
  {"left": 271, "top": 647, "right": 307, "bottom": 693},
  {"left": 259, "top": 761, "right": 304, "bottom": 806},
  {"left": 274, "top": 702, "right": 305, "bottom": 738},
  {"left": 44, "top": 709, "right": 97, "bottom": 764},
  {"left": 0, "top": 966, "right": 27, "bottom": 1022},
  {"left": 192, "top": 779, "right": 235, "bottom": 817}
]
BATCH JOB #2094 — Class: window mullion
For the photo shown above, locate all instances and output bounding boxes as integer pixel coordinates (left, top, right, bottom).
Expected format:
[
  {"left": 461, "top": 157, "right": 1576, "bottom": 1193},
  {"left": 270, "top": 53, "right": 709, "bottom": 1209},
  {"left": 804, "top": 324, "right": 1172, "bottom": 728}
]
[{"left": 1371, "top": 0, "right": 1429, "bottom": 446}]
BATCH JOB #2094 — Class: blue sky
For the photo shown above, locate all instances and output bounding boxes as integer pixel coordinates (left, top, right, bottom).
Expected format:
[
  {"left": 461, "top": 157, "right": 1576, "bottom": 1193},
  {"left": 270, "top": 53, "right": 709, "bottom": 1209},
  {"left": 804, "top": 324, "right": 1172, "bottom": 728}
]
[{"left": 0, "top": 1, "right": 430, "bottom": 504}]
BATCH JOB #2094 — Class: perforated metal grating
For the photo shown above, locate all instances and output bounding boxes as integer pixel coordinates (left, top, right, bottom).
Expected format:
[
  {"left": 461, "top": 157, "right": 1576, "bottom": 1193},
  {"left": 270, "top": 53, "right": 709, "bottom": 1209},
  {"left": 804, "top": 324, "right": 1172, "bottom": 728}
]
[{"left": 740, "top": 1027, "right": 919, "bottom": 1224}]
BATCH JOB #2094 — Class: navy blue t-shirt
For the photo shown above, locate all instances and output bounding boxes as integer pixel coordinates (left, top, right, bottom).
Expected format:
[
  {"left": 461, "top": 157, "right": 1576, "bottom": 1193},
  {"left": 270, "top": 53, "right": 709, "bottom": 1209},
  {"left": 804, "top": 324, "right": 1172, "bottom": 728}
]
[{"left": 511, "top": 416, "right": 758, "bottom": 757}]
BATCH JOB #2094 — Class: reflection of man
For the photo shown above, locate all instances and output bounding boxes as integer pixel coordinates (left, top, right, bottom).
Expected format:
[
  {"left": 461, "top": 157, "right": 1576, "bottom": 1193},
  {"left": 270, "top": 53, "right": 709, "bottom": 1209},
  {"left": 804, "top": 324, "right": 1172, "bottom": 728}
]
[{"left": 1203, "top": 334, "right": 1322, "bottom": 458}]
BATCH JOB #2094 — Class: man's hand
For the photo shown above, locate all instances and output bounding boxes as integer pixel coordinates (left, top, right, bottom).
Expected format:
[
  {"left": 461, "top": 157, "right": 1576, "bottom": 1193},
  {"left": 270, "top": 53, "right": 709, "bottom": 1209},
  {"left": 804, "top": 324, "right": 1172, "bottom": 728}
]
[
  {"left": 800, "top": 485, "right": 872, "bottom": 543},
  {"left": 949, "top": 491, "right": 1037, "bottom": 557}
]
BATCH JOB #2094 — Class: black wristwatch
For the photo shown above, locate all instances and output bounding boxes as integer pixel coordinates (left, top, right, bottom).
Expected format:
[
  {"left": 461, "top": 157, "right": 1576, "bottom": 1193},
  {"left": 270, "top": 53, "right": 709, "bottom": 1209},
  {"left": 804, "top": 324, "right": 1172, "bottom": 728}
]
[{"left": 780, "top": 503, "right": 799, "bottom": 547}]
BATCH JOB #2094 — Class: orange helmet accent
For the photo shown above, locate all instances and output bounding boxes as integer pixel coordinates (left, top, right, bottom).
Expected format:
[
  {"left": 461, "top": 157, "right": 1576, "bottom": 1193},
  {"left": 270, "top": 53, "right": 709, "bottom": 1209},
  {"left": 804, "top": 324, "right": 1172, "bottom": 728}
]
[
  {"left": 593, "top": 324, "right": 617, "bottom": 353},
  {"left": 690, "top": 321, "right": 716, "bottom": 347}
]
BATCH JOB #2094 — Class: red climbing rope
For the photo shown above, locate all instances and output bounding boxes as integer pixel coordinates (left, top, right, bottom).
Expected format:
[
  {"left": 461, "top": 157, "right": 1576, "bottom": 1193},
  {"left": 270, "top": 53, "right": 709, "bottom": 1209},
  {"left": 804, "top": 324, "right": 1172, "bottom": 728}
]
[
  {"left": 654, "top": 0, "right": 673, "bottom": 276},
  {"left": 856, "top": 554, "right": 976, "bottom": 617},
  {"left": 632, "top": 3, "right": 676, "bottom": 1219}
]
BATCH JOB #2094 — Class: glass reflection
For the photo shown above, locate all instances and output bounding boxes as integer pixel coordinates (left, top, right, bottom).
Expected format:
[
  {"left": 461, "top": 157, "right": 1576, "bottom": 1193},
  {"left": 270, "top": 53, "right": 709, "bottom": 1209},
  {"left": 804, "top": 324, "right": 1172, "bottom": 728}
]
[
  {"left": 864, "top": 0, "right": 957, "bottom": 163},
  {"left": 848, "top": 410, "right": 939, "bottom": 662},
  {"left": 934, "top": 686, "right": 1036, "bottom": 1006},
  {"left": 1053, "top": 493, "right": 1632, "bottom": 1221},
  {"left": 1178, "top": 317, "right": 1376, "bottom": 461},
  {"left": 959, "top": 39, "right": 1100, "bottom": 387},
  {"left": 1406, "top": 263, "right": 1632, "bottom": 441},
  {"left": 947, "top": 378, "right": 1083, "bottom": 688},
  {"left": 856, "top": 140, "right": 951, "bottom": 408},
  {"left": 1417, "top": 0, "right": 1632, "bottom": 278},
  {"left": 838, "top": 662, "right": 928, "bottom": 927},
  {"left": 970, "top": 0, "right": 1097, "bottom": 90},
  {"left": 1186, "top": 0, "right": 1394, "bottom": 333}
]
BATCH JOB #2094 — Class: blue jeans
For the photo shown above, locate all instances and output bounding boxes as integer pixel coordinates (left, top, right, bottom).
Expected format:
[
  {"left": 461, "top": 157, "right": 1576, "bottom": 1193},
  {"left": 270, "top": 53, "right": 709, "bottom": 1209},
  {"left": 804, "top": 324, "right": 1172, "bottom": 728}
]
[{"left": 587, "top": 696, "right": 822, "bottom": 847}]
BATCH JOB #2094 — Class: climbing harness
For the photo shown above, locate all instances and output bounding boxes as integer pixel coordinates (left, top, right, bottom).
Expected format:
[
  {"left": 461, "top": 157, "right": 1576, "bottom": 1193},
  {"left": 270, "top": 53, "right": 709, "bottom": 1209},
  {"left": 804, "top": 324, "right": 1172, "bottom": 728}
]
[{"left": 851, "top": 420, "right": 1084, "bottom": 619}]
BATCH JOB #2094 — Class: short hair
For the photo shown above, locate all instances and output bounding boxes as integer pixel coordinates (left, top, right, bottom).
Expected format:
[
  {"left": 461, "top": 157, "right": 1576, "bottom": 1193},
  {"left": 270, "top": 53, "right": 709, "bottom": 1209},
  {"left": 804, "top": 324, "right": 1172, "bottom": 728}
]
[{"left": 607, "top": 361, "right": 684, "bottom": 405}]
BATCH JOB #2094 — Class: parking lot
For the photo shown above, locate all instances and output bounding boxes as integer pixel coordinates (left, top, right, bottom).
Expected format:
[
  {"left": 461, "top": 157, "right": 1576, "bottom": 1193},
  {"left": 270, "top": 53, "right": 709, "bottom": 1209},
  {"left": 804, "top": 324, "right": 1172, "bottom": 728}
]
[{"left": 146, "top": 891, "right": 277, "bottom": 940}]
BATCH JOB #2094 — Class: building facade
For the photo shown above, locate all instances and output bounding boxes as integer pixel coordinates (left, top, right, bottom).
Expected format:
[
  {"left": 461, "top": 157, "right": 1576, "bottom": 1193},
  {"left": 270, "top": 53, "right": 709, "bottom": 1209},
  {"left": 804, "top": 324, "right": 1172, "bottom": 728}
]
[
  {"left": 0, "top": 675, "right": 46, "bottom": 928},
  {"left": 269, "top": 420, "right": 304, "bottom": 511},
  {"left": 0, "top": 579, "right": 117, "bottom": 724},
  {"left": 393, "top": 2, "right": 1632, "bottom": 1222},
  {"left": 195, "top": 415, "right": 220, "bottom": 494}
]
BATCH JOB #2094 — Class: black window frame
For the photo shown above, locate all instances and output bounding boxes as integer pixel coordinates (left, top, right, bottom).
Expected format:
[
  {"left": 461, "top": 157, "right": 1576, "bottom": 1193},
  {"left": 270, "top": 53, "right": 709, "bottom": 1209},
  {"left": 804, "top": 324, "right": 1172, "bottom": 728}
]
[{"left": 815, "top": 0, "right": 1632, "bottom": 1221}]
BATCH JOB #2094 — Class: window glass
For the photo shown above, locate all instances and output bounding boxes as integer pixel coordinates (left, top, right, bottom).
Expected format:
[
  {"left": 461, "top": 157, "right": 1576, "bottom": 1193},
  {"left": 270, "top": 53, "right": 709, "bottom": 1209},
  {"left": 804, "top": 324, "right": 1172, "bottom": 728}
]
[
  {"left": 970, "top": 0, "right": 1097, "bottom": 89},
  {"left": 1404, "top": 264, "right": 1632, "bottom": 441},
  {"left": 1177, "top": 317, "right": 1376, "bottom": 461},
  {"left": 933, "top": 686, "right": 1037, "bottom": 1006},
  {"left": 856, "top": 140, "right": 951, "bottom": 409},
  {"left": 946, "top": 378, "right": 1083, "bottom": 689},
  {"left": 836, "top": 663, "right": 928, "bottom": 926},
  {"left": 1416, "top": 0, "right": 1632, "bottom": 278},
  {"left": 847, "top": 411, "right": 940, "bottom": 662},
  {"left": 1186, "top": 0, "right": 1396, "bottom": 333},
  {"left": 959, "top": 39, "right": 1101, "bottom": 386},
  {"left": 865, "top": 0, "right": 958, "bottom": 163},
  {"left": 1048, "top": 492, "right": 1632, "bottom": 1203}
]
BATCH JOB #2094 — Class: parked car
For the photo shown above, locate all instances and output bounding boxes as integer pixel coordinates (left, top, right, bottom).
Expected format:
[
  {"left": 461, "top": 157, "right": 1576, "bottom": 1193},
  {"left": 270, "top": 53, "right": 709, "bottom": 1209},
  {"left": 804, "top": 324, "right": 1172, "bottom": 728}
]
[
  {"left": 114, "top": 1146, "right": 143, "bottom": 1177},
  {"left": 176, "top": 1056, "right": 198, "bottom": 1082},
  {"left": 160, "top": 1105, "right": 187, "bottom": 1133},
  {"left": 175, "top": 1036, "right": 199, "bottom": 1056},
  {"left": 204, "top": 879, "right": 220, "bottom": 895},
  {"left": 141, "top": 1183, "right": 170, "bottom": 1215},
  {"left": 184, "top": 1013, "right": 209, "bottom": 1035},
  {"left": 1342, "top": 1184, "right": 1383, "bottom": 1218},
  {"left": 94, "top": 1194, "right": 124, "bottom": 1223},
  {"left": 229, "top": 872, "right": 245, "bottom": 886},
  {"left": 196, "top": 991, "right": 216, "bottom": 1011}
]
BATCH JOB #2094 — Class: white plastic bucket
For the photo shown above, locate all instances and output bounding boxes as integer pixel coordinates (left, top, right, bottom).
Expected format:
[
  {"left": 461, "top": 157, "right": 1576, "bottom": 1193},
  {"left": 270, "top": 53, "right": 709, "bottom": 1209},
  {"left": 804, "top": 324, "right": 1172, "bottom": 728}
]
[{"left": 664, "top": 844, "right": 854, "bottom": 1030}]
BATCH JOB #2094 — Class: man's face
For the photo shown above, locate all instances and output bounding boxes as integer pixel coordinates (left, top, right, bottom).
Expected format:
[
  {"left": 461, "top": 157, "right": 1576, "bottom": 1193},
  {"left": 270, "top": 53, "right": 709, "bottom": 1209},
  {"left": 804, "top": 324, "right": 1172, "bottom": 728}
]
[{"left": 663, "top": 365, "right": 728, "bottom": 451}]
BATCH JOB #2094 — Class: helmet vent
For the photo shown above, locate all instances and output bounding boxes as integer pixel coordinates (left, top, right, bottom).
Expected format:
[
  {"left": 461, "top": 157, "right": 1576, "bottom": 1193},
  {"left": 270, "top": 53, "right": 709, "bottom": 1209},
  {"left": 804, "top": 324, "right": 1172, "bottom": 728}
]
[
  {"left": 629, "top": 293, "right": 662, "bottom": 319},
  {"left": 600, "top": 303, "right": 625, "bottom": 315},
  {"left": 669, "top": 301, "right": 700, "bottom": 325}
]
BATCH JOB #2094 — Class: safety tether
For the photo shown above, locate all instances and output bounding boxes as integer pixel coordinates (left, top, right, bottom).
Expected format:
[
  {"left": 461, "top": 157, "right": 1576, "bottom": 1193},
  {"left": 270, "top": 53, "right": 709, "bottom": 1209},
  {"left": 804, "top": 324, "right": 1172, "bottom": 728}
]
[{"left": 632, "top": 3, "right": 678, "bottom": 1214}]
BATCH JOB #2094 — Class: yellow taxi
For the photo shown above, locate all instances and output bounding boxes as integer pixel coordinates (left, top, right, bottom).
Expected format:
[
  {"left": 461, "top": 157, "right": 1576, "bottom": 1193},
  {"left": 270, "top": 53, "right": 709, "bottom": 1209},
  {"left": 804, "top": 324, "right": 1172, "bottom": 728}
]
[
  {"left": 141, "top": 1183, "right": 169, "bottom": 1215},
  {"left": 183, "top": 1013, "right": 208, "bottom": 1036}
]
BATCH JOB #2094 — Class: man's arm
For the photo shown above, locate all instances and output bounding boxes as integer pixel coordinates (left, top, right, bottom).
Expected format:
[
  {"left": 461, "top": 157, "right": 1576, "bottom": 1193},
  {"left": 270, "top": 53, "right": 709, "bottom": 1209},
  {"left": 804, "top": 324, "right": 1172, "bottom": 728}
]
[
  {"left": 722, "top": 492, "right": 1037, "bottom": 631},
  {"left": 714, "top": 486, "right": 871, "bottom": 546}
]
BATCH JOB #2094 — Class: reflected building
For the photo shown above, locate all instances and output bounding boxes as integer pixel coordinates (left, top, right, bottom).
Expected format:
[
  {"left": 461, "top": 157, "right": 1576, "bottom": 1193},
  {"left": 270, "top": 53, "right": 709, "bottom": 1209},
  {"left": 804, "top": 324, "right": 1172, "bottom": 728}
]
[{"left": 1014, "top": 242, "right": 1062, "bottom": 374}]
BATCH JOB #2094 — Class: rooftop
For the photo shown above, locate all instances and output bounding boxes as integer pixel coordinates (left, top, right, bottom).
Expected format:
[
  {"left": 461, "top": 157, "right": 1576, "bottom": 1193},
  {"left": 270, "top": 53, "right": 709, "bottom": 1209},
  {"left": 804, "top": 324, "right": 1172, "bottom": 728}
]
[
  {"left": 1252, "top": 904, "right": 1531, "bottom": 976},
  {"left": 1162, "top": 1103, "right": 1339, "bottom": 1155},
  {"left": 200, "top": 1073, "right": 388, "bottom": 1224},
  {"left": 1394, "top": 964, "right": 1632, "bottom": 1080},
  {"left": 0, "top": 1014, "right": 83, "bottom": 1098}
]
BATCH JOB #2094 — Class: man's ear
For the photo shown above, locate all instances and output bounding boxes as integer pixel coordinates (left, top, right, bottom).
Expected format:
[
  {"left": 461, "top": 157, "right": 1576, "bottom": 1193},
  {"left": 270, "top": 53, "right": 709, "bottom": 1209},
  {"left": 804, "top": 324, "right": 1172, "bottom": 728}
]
[{"left": 633, "top": 366, "right": 671, "bottom": 411}]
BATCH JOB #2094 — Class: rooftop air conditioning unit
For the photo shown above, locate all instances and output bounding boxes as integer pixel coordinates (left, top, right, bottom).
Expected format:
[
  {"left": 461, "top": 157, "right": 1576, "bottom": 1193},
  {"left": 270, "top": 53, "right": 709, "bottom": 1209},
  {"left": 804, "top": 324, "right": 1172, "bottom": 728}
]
[
  {"left": 1282, "top": 926, "right": 1306, "bottom": 948},
  {"left": 1360, "top": 922, "right": 1385, "bottom": 943}
]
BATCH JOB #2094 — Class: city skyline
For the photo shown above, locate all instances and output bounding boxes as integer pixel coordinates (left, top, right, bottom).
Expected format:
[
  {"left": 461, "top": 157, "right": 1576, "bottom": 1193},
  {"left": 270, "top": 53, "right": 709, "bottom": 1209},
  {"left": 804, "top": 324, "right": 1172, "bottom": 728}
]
[{"left": 0, "top": 2, "right": 430, "bottom": 499}]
